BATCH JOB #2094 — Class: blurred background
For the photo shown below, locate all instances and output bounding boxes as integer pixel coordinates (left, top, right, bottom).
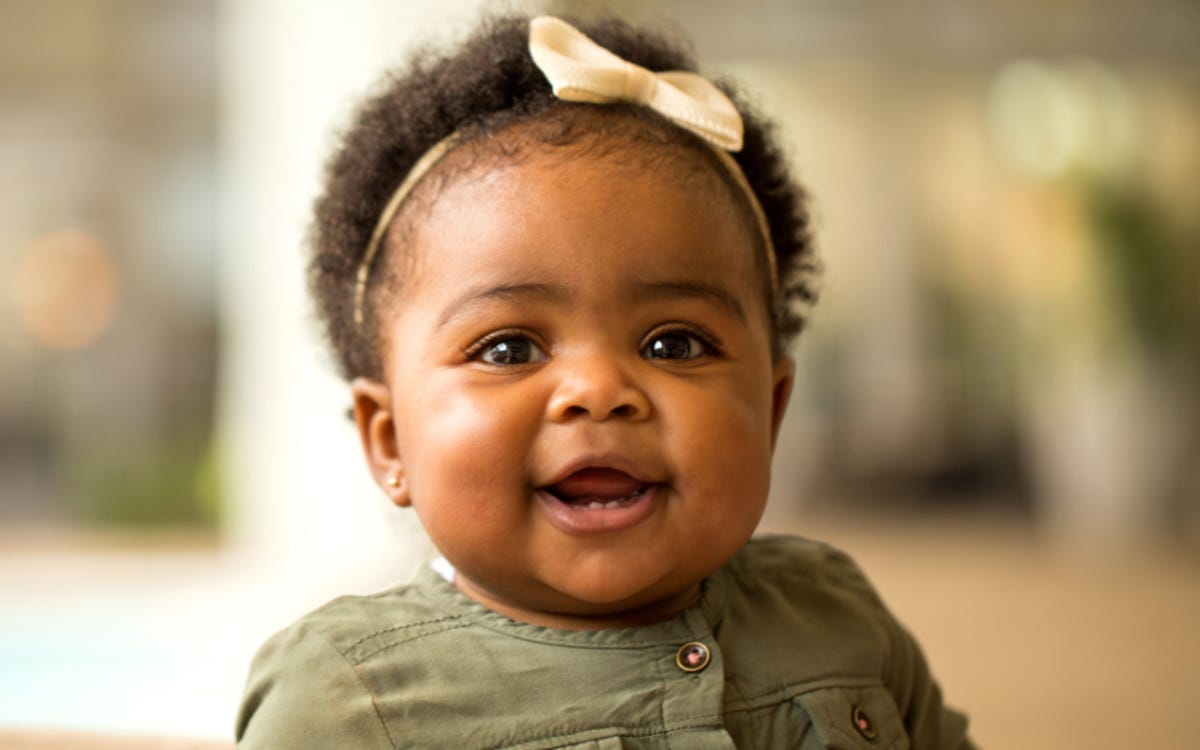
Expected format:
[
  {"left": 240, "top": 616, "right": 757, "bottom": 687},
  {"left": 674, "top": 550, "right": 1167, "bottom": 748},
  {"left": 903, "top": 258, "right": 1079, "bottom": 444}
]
[{"left": 1, "top": 0, "right": 1196, "bottom": 747}]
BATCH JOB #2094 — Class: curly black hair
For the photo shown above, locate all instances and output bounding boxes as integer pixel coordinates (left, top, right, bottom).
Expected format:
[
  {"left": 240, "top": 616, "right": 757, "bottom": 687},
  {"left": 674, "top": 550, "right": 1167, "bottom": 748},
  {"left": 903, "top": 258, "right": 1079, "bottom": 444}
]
[{"left": 310, "top": 14, "right": 819, "bottom": 381}]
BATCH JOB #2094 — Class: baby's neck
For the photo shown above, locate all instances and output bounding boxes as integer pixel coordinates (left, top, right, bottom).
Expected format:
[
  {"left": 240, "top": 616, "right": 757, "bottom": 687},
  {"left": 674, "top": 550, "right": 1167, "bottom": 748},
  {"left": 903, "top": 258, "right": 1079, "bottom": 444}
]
[{"left": 454, "top": 575, "right": 702, "bottom": 631}]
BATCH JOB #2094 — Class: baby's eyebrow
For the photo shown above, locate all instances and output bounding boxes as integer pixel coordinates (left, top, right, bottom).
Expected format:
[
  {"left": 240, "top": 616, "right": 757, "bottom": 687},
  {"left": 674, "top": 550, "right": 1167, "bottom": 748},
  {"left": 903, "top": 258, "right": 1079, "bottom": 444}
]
[
  {"left": 630, "top": 280, "right": 746, "bottom": 321},
  {"left": 435, "top": 279, "right": 746, "bottom": 331},
  {"left": 435, "top": 282, "right": 570, "bottom": 331}
]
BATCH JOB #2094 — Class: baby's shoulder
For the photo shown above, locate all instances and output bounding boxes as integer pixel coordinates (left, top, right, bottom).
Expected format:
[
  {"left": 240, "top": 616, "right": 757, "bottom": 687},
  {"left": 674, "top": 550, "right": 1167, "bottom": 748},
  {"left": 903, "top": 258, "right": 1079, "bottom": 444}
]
[
  {"left": 718, "top": 535, "right": 899, "bottom": 662},
  {"left": 236, "top": 567, "right": 468, "bottom": 747},
  {"left": 726, "top": 534, "right": 885, "bottom": 607}
]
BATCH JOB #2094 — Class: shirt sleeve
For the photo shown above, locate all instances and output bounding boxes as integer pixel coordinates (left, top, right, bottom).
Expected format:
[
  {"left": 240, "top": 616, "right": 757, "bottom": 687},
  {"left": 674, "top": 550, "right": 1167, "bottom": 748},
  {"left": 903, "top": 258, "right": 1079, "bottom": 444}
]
[
  {"left": 885, "top": 620, "right": 976, "bottom": 750},
  {"left": 822, "top": 545, "right": 977, "bottom": 750},
  {"left": 235, "top": 622, "right": 395, "bottom": 749}
]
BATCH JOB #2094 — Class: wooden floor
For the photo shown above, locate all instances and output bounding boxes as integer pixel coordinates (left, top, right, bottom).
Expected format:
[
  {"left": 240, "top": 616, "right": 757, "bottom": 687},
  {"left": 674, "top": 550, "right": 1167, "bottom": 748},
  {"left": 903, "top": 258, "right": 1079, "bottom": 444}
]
[{"left": 0, "top": 732, "right": 231, "bottom": 750}]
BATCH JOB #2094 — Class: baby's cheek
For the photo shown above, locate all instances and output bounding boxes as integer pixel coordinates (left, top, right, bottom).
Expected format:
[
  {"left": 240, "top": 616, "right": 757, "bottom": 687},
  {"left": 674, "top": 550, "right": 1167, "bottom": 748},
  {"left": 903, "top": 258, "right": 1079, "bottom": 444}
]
[
  {"left": 673, "top": 386, "right": 774, "bottom": 458},
  {"left": 418, "top": 387, "right": 537, "bottom": 478},
  {"left": 668, "top": 399, "right": 774, "bottom": 507}
]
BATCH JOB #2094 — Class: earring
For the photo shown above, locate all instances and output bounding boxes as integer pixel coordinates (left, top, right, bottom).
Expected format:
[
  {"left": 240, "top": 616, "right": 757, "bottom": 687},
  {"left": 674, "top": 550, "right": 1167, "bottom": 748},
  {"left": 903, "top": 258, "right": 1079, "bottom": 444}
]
[{"left": 386, "top": 473, "right": 401, "bottom": 488}]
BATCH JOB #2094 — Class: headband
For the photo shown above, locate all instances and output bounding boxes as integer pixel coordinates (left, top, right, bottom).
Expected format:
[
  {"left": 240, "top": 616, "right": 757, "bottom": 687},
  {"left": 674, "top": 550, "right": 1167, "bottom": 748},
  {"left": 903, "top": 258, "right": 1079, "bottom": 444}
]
[{"left": 353, "top": 15, "right": 776, "bottom": 327}]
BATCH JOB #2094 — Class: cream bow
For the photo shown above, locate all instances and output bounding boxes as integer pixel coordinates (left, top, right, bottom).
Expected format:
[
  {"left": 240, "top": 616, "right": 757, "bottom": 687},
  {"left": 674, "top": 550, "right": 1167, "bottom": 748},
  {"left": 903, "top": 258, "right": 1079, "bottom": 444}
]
[{"left": 528, "top": 16, "right": 744, "bottom": 152}]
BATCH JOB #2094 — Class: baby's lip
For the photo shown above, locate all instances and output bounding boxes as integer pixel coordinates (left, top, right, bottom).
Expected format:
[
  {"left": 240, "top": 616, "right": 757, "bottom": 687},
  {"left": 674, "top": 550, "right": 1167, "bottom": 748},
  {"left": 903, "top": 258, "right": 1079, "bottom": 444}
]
[{"left": 540, "top": 455, "right": 658, "bottom": 497}]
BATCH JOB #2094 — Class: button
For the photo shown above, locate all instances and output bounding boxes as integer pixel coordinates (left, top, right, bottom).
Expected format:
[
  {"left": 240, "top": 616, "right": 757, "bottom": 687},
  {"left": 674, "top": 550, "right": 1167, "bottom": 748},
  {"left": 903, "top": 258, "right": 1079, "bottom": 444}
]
[
  {"left": 675, "top": 641, "right": 710, "bottom": 673},
  {"left": 851, "top": 705, "right": 877, "bottom": 741}
]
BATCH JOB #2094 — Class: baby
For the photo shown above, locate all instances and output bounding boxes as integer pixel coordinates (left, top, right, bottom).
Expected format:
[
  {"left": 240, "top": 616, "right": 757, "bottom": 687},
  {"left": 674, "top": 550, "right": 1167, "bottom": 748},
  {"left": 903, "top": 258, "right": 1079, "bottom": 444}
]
[{"left": 236, "top": 14, "right": 975, "bottom": 749}]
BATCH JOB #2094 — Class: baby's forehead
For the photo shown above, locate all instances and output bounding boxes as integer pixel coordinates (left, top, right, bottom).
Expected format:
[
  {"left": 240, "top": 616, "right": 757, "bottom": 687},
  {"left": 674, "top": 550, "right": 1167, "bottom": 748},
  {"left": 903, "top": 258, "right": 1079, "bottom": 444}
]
[
  {"left": 412, "top": 143, "right": 755, "bottom": 266},
  {"left": 400, "top": 143, "right": 762, "bottom": 308}
]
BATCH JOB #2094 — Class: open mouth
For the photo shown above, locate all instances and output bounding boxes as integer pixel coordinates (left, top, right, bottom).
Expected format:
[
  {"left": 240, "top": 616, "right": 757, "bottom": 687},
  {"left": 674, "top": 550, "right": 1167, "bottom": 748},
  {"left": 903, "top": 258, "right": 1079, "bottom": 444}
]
[
  {"left": 536, "top": 464, "right": 663, "bottom": 534},
  {"left": 543, "top": 468, "right": 652, "bottom": 510}
]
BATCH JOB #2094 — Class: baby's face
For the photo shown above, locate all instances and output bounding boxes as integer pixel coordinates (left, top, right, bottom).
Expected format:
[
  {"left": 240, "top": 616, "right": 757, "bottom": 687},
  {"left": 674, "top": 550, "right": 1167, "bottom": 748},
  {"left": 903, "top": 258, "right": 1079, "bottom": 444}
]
[{"left": 353, "top": 139, "right": 793, "bottom": 629}]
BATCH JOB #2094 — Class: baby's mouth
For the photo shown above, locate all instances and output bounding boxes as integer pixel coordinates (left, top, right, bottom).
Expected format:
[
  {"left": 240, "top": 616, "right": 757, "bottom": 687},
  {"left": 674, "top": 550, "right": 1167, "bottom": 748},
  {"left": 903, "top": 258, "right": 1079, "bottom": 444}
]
[{"left": 544, "top": 468, "right": 651, "bottom": 510}]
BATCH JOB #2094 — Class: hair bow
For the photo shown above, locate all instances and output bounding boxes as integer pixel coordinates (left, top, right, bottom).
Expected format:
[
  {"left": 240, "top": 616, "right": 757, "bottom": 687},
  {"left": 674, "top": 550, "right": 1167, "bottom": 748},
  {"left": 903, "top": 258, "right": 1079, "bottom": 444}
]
[{"left": 528, "top": 16, "right": 744, "bottom": 152}]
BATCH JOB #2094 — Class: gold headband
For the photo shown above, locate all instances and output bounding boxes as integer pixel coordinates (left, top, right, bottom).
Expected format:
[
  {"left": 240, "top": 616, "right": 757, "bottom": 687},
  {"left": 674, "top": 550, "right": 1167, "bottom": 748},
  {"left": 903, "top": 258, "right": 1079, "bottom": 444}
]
[
  {"left": 353, "top": 134, "right": 462, "bottom": 325},
  {"left": 353, "top": 15, "right": 777, "bottom": 327}
]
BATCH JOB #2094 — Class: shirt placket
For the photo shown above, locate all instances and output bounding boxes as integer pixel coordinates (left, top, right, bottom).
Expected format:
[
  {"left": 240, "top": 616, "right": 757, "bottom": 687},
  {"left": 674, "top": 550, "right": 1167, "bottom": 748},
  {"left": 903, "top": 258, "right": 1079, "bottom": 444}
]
[{"left": 655, "top": 608, "right": 736, "bottom": 749}]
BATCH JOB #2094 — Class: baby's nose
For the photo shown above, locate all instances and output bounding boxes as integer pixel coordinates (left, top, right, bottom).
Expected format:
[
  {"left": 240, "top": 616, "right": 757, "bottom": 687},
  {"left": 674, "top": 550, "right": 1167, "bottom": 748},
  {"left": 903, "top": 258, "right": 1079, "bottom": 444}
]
[{"left": 545, "top": 354, "right": 651, "bottom": 422}]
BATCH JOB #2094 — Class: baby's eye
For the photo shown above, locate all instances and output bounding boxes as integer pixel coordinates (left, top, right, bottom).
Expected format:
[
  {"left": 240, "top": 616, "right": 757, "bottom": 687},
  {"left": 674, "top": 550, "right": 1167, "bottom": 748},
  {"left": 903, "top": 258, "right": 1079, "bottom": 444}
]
[
  {"left": 476, "top": 336, "right": 548, "bottom": 366},
  {"left": 641, "top": 330, "right": 712, "bottom": 361}
]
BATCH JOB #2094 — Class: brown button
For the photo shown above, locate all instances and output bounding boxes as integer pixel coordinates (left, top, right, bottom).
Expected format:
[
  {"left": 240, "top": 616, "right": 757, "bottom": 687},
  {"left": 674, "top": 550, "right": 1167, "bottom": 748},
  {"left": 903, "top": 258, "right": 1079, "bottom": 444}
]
[
  {"left": 852, "top": 705, "right": 877, "bottom": 741},
  {"left": 675, "top": 641, "right": 711, "bottom": 672}
]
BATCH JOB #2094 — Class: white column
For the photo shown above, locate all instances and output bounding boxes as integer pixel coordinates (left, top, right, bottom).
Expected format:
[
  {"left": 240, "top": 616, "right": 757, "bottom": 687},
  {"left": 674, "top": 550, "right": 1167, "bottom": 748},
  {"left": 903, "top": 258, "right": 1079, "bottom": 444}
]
[{"left": 215, "top": 0, "right": 484, "bottom": 609}]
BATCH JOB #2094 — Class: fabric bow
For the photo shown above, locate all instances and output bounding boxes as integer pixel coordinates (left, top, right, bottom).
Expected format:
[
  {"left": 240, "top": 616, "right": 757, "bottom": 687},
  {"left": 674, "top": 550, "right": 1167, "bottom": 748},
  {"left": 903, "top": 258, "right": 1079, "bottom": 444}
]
[{"left": 529, "top": 16, "right": 744, "bottom": 152}]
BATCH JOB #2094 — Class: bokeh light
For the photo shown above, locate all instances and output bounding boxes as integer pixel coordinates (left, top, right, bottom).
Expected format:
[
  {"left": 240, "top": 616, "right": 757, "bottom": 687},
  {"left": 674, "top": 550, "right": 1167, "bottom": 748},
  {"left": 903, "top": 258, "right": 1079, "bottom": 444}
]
[
  {"left": 987, "top": 57, "right": 1139, "bottom": 180},
  {"left": 11, "top": 229, "right": 119, "bottom": 350}
]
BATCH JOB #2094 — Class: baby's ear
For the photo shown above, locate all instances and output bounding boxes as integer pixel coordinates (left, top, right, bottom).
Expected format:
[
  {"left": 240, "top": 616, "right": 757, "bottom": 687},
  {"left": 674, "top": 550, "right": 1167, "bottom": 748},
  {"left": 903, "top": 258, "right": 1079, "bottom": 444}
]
[
  {"left": 769, "top": 356, "right": 795, "bottom": 451},
  {"left": 350, "top": 377, "right": 410, "bottom": 507}
]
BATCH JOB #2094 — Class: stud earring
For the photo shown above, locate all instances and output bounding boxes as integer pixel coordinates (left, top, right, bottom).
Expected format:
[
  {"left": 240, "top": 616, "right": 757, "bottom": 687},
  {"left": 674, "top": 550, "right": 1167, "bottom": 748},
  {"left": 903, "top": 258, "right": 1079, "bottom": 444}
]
[{"left": 386, "top": 474, "right": 401, "bottom": 488}]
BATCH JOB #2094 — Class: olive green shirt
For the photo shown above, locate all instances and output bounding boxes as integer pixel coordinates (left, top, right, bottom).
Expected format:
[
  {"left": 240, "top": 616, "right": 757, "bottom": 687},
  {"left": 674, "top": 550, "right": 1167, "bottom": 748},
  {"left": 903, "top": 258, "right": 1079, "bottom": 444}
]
[{"left": 236, "top": 536, "right": 974, "bottom": 749}]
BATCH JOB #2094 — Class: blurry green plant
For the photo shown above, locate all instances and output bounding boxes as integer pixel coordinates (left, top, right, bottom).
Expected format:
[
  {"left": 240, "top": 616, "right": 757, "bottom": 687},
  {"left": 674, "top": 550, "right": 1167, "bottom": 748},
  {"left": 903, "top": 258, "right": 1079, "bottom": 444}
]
[
  {"left": 1085, "top": 180, "right": 1199, "bottom": 360},
  {"left": 69, "top": 435, "right": 221, "bottom": 529}
]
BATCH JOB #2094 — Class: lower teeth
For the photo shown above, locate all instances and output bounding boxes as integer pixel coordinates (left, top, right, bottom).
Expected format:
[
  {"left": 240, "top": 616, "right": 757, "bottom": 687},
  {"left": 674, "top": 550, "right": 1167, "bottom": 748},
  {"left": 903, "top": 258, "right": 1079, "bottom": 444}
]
[
  {"left": 578, "top": 494, "right": 637, "bottom": 510},
  {"left": 585, "top": 500, "right": 622, "bottom": 510}
]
